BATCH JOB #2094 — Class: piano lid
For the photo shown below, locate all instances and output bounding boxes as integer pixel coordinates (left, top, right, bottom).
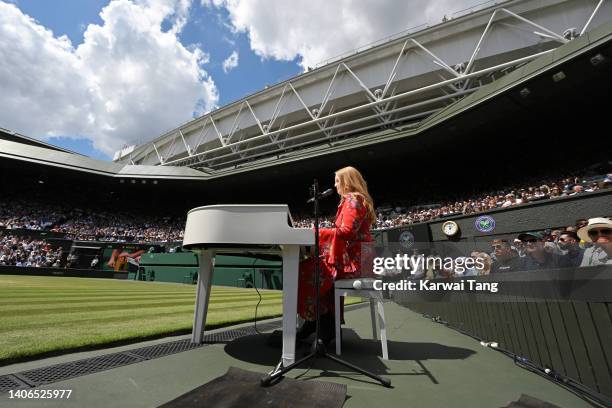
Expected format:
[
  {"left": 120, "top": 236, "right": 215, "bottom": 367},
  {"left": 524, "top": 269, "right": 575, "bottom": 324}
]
[{"left": 183, "top": 204, "right": 314, "bottom": 250}]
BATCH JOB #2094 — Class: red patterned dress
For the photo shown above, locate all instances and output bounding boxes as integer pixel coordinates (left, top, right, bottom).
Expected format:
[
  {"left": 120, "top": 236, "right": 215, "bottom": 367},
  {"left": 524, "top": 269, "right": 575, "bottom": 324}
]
[{"left": 297, "top": 193, "right": 373, "bottom": 320}]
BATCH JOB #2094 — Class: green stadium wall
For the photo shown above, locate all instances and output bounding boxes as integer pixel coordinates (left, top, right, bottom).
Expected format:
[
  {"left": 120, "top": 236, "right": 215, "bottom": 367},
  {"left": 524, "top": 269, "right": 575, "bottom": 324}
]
[{"left": 137, "top": 252, "right": 282, "bottom": 288}]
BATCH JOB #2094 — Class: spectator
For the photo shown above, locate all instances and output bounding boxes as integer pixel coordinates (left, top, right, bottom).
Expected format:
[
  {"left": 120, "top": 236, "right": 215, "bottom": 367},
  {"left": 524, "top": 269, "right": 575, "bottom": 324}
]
[
  {"left": 512, "top": 238, "right": 526, "bottom": 258},
  {"left": 490, "top": 239, "right": 523, "bottom": 273},
  {"left": 466, "top": 251, "right": 492, "bottom": 276},
  {"left": 501, "top": 194, "right": 516, "bottom": 207},
  {"left": 570, "top": 185, "right": 584, "bottom": 195},
  {"left": 576, "top": 219, "right": 588, "bottom": 229},
  {"left": 518, "top": 232, "right": 554, "bottom": 270},
  {"left": 408, "top": 248, "right": 425, "bottom": 279},
  {"left": 542, "top": 230, "right": 564, "bottom": 255},
  {"left": 553, "top": 231, "right": 584, "bottom": 267},
  {"left": 550, "top": 229, "right": 562, "bottom": 245},
  {"left": 579, "top": 217, "right": 612, "bottom": 266},
  {"left": 531, "top": 187, "right": 547, "bottom": 200},
  {"left": 425, "top": 249, "right": 443, "bottom": 279},
  {"left": 476, "top": 252, "right": 493, "bottom": 275}
]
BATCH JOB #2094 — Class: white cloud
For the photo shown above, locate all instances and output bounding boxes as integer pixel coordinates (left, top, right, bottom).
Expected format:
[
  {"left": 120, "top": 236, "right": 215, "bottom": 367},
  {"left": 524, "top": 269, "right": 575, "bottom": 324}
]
[
  {"left": 207, "top": 0, "right": 478, "bottom": 70},
  {"left": 222, "top": 50, "right": 238, "bottom": 73},
  {"left": 0, "top": 0, "right": 219, "bottom": 156}
]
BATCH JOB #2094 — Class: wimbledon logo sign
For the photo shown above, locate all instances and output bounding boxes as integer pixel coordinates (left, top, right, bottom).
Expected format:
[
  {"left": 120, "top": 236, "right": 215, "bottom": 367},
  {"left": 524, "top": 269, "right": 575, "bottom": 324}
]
[
  {"left": 399, "top": 230, "right": 415, "bottom": 249},
  {"left": 475, "top": 215, "right": 496, "bottom": 233}
]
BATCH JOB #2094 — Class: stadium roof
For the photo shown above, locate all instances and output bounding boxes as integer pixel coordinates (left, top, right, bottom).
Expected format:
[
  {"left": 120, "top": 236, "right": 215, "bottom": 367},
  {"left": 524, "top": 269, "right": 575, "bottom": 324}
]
[
  {"left": 0, "top": 139, "right": 206, "bottom": 180},
  {"left": 0, "top": 127, "right": 82, "bottom": 156},
  {"left": 0, "top": 20, "right": 610, "bottom": 182},
  {"left": 117, "top": 0, "right": 612, "bottom": 173}
]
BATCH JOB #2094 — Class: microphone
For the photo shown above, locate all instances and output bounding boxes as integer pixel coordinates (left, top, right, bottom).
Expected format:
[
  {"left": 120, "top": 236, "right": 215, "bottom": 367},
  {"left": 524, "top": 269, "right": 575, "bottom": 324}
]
[
  {"left": 307, "top": 188, "right": 334, "bottom": 203},
  {"left": 319, "top": 188, "right": 334, "bottom": 198}
]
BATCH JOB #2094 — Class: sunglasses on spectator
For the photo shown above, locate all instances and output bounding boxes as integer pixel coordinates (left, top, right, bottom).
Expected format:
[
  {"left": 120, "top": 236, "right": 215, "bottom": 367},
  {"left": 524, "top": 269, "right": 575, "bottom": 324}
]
[
  {"left": 491, "top": 244, "right": 503, "bottom": 250},
  {"left": 588, "top": 228, "right": 611, "bottom": 238}
]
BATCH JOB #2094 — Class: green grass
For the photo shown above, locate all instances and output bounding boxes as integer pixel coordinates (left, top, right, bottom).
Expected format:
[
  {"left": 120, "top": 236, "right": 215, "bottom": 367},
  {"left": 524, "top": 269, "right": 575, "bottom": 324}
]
[{"left": 0, "top": 275, "right": 359, "bottom": 365}]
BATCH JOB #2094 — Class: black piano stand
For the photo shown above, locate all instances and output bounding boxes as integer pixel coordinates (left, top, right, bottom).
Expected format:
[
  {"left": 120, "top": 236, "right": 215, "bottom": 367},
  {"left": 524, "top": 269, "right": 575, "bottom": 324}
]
[{"left": 261, "top": 179, "right": 391, "bottom": 388}]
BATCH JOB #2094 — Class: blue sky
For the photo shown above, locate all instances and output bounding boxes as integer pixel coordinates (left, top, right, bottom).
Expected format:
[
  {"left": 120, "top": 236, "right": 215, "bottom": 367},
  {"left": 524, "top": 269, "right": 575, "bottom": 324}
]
[
  {"left": 6, "top": 0, "right": 302, "bottom": 160},
  {"left": 13, "top": 0, "right": 302, "bottom": 105}
]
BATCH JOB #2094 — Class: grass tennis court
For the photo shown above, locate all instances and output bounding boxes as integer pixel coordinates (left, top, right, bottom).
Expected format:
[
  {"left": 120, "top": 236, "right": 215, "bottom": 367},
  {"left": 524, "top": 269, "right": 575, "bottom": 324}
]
[
  {"left": 0, "top": 275, "right": 287, "bottom": 365},
  {"left": 0, "top": 275, "right": 361, "bottom": 365}
]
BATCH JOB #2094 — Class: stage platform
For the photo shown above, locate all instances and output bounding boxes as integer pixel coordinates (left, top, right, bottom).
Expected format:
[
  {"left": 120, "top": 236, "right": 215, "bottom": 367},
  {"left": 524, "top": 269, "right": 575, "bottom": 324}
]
[{"left": 0, "top": 303, "right": 593, "bottom": 408}]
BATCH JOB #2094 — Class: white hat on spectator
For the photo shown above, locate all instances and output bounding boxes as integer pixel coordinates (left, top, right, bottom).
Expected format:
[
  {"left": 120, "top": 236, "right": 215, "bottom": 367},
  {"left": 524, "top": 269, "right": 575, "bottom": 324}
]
[{"left": 577, "top": 217, "right": 612, "bottom": 242}]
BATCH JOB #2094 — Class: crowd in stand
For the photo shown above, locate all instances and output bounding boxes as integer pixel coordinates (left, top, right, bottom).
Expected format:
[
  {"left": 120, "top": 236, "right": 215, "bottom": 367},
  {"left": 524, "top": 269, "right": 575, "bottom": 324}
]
[
  {"left": 372, "top": 174, "right": 609, "bottom": 229},
  {"left": 0, "top": 200, "right": 69, "bottom": 231},
  {"left": 50, "top": 209, "right": 184, "bottom": 243},
  {"left": 295, "top": 173, "right": 611, "bottom": 229},
  {"left": 485, "top": 216, "right": 612, "bottom": 272},
  {"left": 0, "top": 173, "right": 609, "bottom": 248},
  {"left": 0, "top": 204, "right": 184, "bottom": 243},
  {"left": 390, "top": 216, "right": 611, "bottom": 279},
  {"left": 0, "top": 234, "right": 64, "bottom": 267}
]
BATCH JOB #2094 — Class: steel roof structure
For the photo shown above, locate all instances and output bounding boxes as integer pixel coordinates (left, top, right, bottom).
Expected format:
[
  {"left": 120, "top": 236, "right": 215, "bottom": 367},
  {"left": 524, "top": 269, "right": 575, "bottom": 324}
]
[
  {"left": 112, "top": 0, "right": 610, "bottom": 176},
  {"left": 1, "top": 14, "right": 611, "bottom": 183}
]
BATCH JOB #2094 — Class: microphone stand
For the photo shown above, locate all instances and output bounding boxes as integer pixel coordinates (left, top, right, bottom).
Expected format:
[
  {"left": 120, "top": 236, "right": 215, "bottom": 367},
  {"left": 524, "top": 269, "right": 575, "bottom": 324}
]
[{"left": 261, "top": 179, "right": 391, "bottom": 387}]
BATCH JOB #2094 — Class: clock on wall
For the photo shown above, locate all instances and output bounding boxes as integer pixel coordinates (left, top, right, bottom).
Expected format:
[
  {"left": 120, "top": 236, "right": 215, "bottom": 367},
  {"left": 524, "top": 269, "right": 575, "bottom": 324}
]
[{"left": 442, "top": 220, "right": 460, "bottom": 237}]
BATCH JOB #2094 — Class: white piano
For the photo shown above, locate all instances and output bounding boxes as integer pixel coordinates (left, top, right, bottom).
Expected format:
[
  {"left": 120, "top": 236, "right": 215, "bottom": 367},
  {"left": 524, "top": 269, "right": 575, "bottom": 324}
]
[{"left": 182, "top": 204, "right": 314, "bottom": 366}]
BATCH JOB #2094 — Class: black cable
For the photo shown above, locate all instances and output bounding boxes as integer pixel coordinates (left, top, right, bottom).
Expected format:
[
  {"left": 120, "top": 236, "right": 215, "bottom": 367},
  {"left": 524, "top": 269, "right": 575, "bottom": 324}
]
[
  {"left": 251, "top": 256, "right": 264, "bottom": 335},
  {"left": 421, "top": 313, "right": 611, "bottom": 408},
  {"left": 293, "top": 358, "right": 316, "bottom": 380}
]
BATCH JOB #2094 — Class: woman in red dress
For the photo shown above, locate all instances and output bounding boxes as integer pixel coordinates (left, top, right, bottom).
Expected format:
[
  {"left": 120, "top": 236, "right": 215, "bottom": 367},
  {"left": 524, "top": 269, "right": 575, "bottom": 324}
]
[{"left": 297, "top": 166, "right": 376, "bottom": 343}]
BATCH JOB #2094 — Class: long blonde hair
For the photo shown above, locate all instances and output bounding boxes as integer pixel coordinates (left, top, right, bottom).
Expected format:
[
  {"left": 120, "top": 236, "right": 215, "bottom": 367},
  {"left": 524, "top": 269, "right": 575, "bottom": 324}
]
[{"left": 335, "top": 166, "right": 376, "bottom": 225}]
